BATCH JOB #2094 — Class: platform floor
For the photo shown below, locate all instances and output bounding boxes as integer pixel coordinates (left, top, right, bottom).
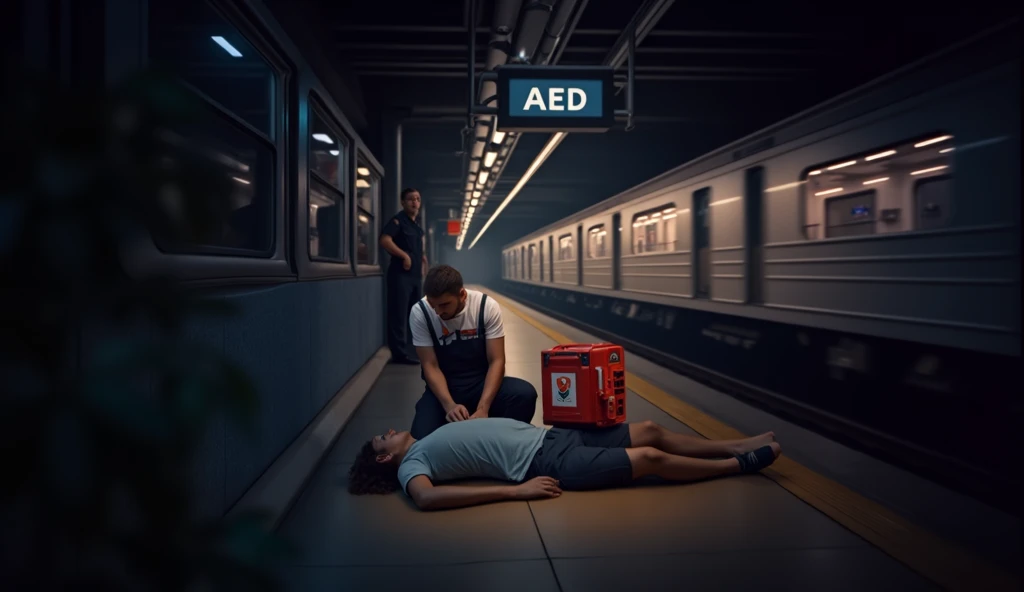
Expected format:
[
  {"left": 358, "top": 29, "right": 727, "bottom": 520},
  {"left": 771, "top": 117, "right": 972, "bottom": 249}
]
[{"left": 270, "top": 289, "right": 997, "bottom": 591}]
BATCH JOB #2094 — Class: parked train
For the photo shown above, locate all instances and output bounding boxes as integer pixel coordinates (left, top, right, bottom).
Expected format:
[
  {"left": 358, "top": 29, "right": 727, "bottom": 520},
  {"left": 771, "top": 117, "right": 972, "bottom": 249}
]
[{"left": 499, "top": 22, "right": 1020, "bottom": 508}]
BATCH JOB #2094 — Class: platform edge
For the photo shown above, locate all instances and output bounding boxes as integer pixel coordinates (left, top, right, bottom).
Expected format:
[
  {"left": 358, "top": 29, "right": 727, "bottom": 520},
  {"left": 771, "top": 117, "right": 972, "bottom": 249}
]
[{"left": 225, "top": 346, "right": 391, "bottom": 530}]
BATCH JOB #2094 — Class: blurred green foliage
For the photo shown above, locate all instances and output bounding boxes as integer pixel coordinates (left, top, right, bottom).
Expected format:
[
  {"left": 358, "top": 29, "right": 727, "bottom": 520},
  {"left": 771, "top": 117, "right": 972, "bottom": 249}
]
[{"left": 0, "top": 68, "right": 295, "bottom": 590}]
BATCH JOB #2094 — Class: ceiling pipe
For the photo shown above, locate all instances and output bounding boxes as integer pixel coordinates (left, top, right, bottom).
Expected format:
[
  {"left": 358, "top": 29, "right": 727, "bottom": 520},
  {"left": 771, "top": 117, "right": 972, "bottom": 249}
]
[
  {"left": 457, "top": 0, "right": 564, "bottom": 246},
  {"left": 535, "top": 0, "right": 581, "bottom": 64},
  {"left": 512, "top": 1, "right": 557, "bottom": 63}
]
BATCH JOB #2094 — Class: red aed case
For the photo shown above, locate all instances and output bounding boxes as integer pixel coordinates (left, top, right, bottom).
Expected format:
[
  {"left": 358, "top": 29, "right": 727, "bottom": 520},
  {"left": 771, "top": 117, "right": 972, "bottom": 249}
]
[{"left": 541, "top": 343, "right": 626, "bottom": 427}]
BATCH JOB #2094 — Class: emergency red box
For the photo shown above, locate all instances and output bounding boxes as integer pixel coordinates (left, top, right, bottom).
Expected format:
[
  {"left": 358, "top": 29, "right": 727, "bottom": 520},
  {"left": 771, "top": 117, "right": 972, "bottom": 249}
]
[{"left": 541, "top": 343, "right": 626, "bottom": 427}]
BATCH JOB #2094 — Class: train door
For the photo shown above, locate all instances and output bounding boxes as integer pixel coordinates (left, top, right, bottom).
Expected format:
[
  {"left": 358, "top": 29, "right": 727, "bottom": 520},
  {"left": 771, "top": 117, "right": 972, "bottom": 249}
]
[
  {"left": 612, "top": 212, "right": 622, "bottom": 290},
  {"left": 914, "top": 176, "right": 953, "bottom": 230},
  {"left": 548, "top": 236, "right": 554, "bottom": 281},
  {"left": 693, "top": 188, "right": 711, "bottom": 298},
  {"left": 538, "top": 240, "right": 544, "bottom": 281},
  {"left": 576, "top": 224, "right": 583, "bottom": 286},
  {"left": 744, "top": 168, "right": 763, "bottom": 303}
]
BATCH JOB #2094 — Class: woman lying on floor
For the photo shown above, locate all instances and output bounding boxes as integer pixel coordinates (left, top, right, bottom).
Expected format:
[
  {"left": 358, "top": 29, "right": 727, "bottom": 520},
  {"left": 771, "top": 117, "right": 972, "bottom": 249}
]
[{"left": 348, "top": 417, "right": 781, "bottom": 510}]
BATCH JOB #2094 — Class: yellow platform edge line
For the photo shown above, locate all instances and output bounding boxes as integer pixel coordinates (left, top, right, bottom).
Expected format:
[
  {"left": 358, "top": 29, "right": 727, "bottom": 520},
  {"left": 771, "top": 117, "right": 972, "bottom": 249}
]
[{"left": 486, "top": 289, "right": 1018, "bottom": 592}]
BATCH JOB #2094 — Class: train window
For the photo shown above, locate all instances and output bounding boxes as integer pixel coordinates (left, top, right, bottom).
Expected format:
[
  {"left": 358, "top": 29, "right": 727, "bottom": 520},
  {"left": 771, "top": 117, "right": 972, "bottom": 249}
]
[
  {"left": 587, "top": 225, "right": 608, "bottom": 258},
  {"left": 308, "top": 105, "right": 348, "bottom": 262},
  {"left": 148, "top": 0, "right": 276, "bottom": 138},
  {"left": 558, "top": 234, "right": 574, "bottom": 261},
  {"left": 146, "top": 0, "right": 277, "bottom": 256},
  {"left": 631, "top": 204, "right": 678, "bottom": 254},
  {"left": 356, "top": 157, "right": 379, "bottom": 265},
  {"left": 151, "top": 106, "right": 275, "bottom": 255},
  {"left": 310, "top": 105, "right": 349, "bottom": 191},
  {"left": 802, "top": 133, "right": 954, "bottom": 239},
  {"left": 309, "top": 176, "right": 345, "bottom": 261},
  {"left": 528, "top": 244, "right": 536, "bottom": 279}
]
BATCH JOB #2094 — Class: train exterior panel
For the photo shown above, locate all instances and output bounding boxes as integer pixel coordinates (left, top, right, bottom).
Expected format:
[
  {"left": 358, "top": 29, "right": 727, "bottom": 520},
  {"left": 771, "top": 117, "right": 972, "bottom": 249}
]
[
  {"left": 24, "top": 0, "right": 395, "bottom": 519},
  {"left": 499, "top": 23, "right": 1020, "bottom": 508}
]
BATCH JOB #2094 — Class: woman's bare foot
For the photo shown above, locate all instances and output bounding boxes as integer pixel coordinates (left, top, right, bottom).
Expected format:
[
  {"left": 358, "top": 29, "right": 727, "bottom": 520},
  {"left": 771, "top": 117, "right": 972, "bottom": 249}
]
[{"left": 734, "top": 431, "right": 776, "bottom": 455}]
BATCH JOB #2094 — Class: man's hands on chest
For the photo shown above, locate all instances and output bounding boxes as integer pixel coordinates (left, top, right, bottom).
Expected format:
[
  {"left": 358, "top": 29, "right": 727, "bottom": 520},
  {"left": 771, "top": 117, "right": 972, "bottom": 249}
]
[{"left": 443, "top": 402, "right": 489, "bottom": 423}]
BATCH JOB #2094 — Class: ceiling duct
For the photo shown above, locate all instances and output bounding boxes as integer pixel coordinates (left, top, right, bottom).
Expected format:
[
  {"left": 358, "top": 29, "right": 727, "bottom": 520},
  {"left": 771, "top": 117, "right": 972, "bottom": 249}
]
[{"left": 457, "top": 0, "right": 585, "bottom": 248}]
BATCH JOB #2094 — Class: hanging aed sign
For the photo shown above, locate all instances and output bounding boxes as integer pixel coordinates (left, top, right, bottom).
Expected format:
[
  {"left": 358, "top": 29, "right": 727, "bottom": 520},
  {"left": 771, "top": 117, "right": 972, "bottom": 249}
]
[
  {"left": 447, "top": 220, "right": 461, "bottom": 236},
  {"left": 497, "top": 65, "right": 615, "bottom": 133}
]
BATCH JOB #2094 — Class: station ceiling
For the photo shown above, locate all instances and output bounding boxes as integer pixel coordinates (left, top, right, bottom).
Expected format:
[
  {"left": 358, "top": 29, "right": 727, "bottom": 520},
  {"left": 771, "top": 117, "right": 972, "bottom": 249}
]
[{"left": 289, "top": 0, "right": 1016, "bottom": 251}]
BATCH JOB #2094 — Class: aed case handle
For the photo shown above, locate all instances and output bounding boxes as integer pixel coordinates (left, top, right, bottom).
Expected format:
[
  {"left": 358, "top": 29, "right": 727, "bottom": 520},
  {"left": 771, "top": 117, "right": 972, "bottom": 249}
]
[{"left": 544, "top": 351, "right": 591, "bottom": 366}]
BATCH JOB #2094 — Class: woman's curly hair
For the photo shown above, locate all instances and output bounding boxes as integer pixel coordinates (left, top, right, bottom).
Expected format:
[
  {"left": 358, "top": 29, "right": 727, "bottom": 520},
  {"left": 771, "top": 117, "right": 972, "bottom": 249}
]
[{"left": 347, "top": 440, "right": 401, "bottom": 495}]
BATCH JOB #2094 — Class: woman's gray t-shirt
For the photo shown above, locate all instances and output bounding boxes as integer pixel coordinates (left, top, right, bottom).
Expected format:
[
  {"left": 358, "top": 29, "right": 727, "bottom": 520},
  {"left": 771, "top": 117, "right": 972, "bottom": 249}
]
[{"left": 397, "top": 417, "right": 546, "bottom": 494}]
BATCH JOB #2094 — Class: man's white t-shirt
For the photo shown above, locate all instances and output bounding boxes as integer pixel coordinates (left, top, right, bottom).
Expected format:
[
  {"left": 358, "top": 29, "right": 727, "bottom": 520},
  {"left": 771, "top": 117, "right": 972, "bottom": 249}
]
[{"left": 409, "top": 289, "right": 504, "bottom": 347}]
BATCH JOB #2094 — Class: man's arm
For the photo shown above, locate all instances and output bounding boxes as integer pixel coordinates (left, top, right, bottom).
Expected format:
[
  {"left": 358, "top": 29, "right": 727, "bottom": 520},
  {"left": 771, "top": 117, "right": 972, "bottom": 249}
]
[
  {"left": 406, "top": 474, "right": 561, "bottom": 511},
  {"left": 379, "top": 234, "right": 409, "bottom": 263},
  {"left": 415, "top": 346, "right": 459, "bottom": 413},
  {"left": 473, "top": 298, "right": 507, "bottom": 416},
  {"left": 474, "top": 337, "right": 505, "bottom": 416},
  {"left": 406, "top": 475, "right": 516, "bottom": 511}
]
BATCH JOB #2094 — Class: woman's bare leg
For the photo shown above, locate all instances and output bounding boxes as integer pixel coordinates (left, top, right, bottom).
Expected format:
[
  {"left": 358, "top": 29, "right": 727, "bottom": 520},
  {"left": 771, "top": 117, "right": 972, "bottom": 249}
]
[
  {"left": 628, "top": 420, "right": 775, "bottom": 458},
  {"left": 626, "top": 443, "right": 782, "bottom": 481}
]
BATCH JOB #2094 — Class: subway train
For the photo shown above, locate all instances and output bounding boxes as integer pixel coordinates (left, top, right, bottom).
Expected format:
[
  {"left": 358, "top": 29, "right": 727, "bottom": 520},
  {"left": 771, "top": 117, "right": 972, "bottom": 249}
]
[{"left": 499, "top": 22, "right": 1020, "bottom": 508}]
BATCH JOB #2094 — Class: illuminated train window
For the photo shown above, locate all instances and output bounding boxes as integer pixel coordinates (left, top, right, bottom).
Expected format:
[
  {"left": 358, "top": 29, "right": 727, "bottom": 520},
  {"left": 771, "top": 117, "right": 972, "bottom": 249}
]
[
  {"left": 558, "top": 234, "right": 574, "bottom": 261},
  {"left": 802, "top": 133, "right": 954, "bottom": 239},
  {"left": 631, "top": 203, "right": 678, "bottom": 254},
  {"left": 587, "top": 225, "right": 608, "bottom": 259}
]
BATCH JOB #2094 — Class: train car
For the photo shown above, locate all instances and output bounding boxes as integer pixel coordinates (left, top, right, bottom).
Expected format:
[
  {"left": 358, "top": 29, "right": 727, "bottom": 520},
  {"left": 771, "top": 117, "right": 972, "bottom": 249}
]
[
  {"left": 12, "top": 0, "right": 394, "bottom": 520},
  {"left": 500, "top": 21, "right": 1020, "bottom": 507}
]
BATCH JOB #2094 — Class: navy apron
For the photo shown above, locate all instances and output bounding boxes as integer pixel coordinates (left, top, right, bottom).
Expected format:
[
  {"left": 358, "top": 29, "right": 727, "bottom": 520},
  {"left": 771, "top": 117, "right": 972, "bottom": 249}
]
[{"left": 417, "top": 294, "right": 489, "bottom": 405}]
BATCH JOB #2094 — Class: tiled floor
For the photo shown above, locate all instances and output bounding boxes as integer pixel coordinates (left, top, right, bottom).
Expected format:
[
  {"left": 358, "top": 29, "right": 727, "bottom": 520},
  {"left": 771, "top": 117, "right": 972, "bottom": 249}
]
[{"left": 272, "top": 293, "right": 939, "bottom": 591}]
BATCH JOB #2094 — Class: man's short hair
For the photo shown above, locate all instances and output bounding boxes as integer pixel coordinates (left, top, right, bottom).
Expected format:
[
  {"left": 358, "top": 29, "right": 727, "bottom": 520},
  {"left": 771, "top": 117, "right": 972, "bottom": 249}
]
[
  {"left": 400, "top": 187, "right": 419, "bottom": 201},
  {"left": 423, "top": 265, "right": 463, "bottom": 298}
]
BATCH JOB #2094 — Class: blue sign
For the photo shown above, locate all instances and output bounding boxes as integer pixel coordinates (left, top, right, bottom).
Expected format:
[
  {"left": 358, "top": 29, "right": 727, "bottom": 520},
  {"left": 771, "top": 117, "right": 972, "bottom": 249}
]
[
  {"left": 507, "top": 79, "right": 604, "bottom": 118},
  {"left": 497, "top": 65, "right": 615, "bottom": 132}
]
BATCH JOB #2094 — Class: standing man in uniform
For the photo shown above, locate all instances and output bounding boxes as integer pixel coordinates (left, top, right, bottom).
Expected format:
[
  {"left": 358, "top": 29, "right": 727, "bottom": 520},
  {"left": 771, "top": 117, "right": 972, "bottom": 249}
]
[
  {"left": 380, "top": 187, "right": 428, "bottom": 364},
  {"left": 408, "top": 264, "right": 538, "bottom": 439}
]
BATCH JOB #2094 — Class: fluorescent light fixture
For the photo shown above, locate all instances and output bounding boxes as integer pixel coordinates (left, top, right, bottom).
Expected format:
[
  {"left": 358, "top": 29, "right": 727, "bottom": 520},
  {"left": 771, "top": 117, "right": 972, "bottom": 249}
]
[
  {"left": 471, "top": 198, "right": 479, "bottom": 206},
  {"left": 232, "top": 176, "right": 250, "bottom": 185},
  {"left": 468, "top": 132, "right": 566, "bottom": 249},
  {"left": 356, "top": 179, "right": 370, "bottom": 188},
  {"left": 808, "top": 170, "right": 822, "bottom": 175},
  {"left": 473, "top": 190, "right": 481, "bottom": 198},
  {"left": 329, "top": 150, "right": 339, "bottom": 156},
  {"left": 662, "top": 213, "right": 677, "bottom": 219},
  {"left": 492, "top": 130, "right": 506, "bottom": 144},
  {"left": 312, "top": 133, "right": 333, "bottom": 144},
  {"left": 911, "top": 165, "right": 948, "bottom": 175},
  {"left": 815, "top": 187, "right": 844, "bottom": 196},
  {"left": 827, "top": 160, "right": 856, "bottom": 170},
  {"left": 484, "top": 151, "right": 497, "bottom": 167},
  {"left": 865, "top": 150, "right": 896, "bottom": 161},
  {"left": 211, "top": 36, "right": 242, "bottom": 57},
  {"left": 914, "top": 135, "right": 952, "bottom": 148},
  {"left": 863, "top": 177, "right": 889, "bottom": 185},
  {"left": 939, "top": 147, "right": 955, "bottom": 153},
  {"left": 477, "top": 171, "right": 489, "bottom": 184},
  {"left": 357, "top": 167, "right": 370, "bottom": 176}
]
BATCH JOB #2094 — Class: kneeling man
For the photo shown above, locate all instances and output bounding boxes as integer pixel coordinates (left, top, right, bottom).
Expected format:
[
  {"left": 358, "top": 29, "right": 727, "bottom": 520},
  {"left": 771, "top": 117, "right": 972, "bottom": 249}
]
[
  {"left": 348, "top": 417, "right": 781, "bottom": 510},
  {"left": 407, "top": 265, "right": 537, "bottom": 439}
]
